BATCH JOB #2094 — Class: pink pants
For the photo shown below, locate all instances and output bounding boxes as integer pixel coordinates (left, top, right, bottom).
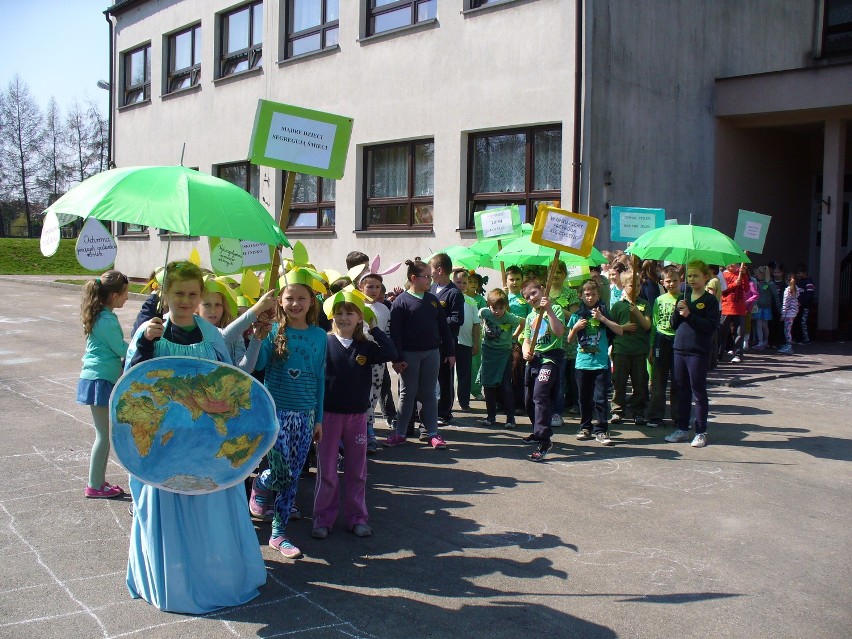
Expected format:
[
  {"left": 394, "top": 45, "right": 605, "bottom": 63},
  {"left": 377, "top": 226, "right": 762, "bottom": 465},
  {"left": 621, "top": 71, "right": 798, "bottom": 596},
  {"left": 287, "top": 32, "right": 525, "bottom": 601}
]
[{"left": 313, "top": 412, "right": 368, "bottom": 530}]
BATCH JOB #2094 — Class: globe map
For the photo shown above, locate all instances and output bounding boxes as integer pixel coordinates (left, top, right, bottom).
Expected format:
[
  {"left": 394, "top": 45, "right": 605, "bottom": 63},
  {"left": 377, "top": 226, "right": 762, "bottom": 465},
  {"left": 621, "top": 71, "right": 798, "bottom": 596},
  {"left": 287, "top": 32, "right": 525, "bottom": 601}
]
[{"left": 110, "top": 356, "right": 277, "bottom": 495}]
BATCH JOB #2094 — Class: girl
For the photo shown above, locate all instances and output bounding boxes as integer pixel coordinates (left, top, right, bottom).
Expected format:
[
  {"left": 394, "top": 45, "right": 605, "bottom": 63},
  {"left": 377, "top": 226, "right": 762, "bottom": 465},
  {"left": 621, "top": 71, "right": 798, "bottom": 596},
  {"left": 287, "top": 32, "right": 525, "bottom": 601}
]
[
  {"left": 77, "top": 270, "right": 129, "bottom": 499},
  {"left": 124, "top": 260, "right": 266, "bottom": 614},
  {"left": 250, "top": 270, "right": 327, "bottom": 559},
  {"left": 751, "top": 266, "right": 777, "bottom": 350},
  {"left": 521, "top": 278, "right": 567, "bottom": 461},
  {"left": 311, "top": 295, "right": 396, "bottom": 540},
  {"left": 664, "top": 260, "right": 721, "bottom": 448},
  {"left": 778, "top": 273, "right": 801, "bottom": 355},
  {"left": 385, "top": 259, "right": 455, "bottom": 450},
  {"left": 477, "top": 289, "right": 524, "bottom": 428}
]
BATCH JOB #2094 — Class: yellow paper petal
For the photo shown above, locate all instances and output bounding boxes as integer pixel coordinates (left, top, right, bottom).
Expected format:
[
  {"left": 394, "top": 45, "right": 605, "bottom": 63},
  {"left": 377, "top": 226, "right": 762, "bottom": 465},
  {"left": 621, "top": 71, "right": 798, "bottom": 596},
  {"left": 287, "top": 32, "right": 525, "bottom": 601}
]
[
  {"left": 241, "top": 269, "right": 261, "bottom": 298},
  {"left": 188, "top": 248, "right": 202, "bottom": 266}
]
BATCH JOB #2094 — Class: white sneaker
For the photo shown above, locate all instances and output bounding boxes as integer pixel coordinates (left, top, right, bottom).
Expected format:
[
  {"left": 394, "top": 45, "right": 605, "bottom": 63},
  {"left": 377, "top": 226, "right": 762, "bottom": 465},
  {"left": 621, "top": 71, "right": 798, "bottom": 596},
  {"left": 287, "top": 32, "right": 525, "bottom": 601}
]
[
  {"left": 665, "top": 429, "right": 691, "bottom": 443},
  {"left": 691, "top": 433, "right": 707, "bottom": 448},
  {"left": 550, "top": 414, "right": 563, "bottom": 427},
  {"left": 731, "top": 356, "right": 742, "bottom": 363}
]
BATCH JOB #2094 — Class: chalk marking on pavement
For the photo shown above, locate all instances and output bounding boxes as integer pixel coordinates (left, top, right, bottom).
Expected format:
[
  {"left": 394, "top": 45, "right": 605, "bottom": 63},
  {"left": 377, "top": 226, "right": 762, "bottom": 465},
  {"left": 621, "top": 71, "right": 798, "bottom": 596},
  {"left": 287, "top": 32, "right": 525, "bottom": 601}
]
[
  {"left": 0, "top": 501, "right": 109, "bottom": 637},
  {"left": 0, "top": 570, "right": 125, "bottom": 595},
  {"left": 0, "top": 379, "right": 91, "bottom": 426}
]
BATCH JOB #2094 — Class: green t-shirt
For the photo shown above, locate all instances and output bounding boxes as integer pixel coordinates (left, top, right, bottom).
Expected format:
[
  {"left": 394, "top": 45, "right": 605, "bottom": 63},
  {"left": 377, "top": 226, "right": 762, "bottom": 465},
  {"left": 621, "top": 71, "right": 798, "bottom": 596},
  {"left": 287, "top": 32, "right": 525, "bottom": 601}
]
[
  {"left": 522, "top": 305, "right": 565, "bottom": 362},
  {"left": 479, "top": 308, "right": 522, "bottom": 351},
  {"left": 550, "top": 286, "right": 580, "bottom": 313},
  {"left": 472, "top": 293, "right": 488, "bottom": 310},
  {"left": 507, "top": 291, "right": 530, "bottom": 317},
  {"left": 610, "top": 297, "right": 651, "bottom": 355},
  {"left": 567, "top": 309, "right": 611, "bottom": 370},
  {"left": 651, "top": 292, "right": 678, "bottom": 341}
]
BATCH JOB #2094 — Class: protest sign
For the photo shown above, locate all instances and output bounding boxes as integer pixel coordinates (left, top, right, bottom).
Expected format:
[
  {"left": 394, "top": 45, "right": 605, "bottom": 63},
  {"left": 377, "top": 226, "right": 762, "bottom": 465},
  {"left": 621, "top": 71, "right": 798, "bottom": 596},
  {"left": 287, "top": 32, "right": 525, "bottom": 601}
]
[
  {"left": 473, "top": 205, "right": 522, "bottom": 241},
  {"left": 734, "top": 209, "right": 771, "bottom": 253},
  {"left": 40, "top": 210, "right": 61, "bottom": 257},
  {"left": 530, "top": 205, "right": 598, "bottom": 257},
  {"left": 610, "top": 206, "right": 665, "bottom": 242},
  {"left": 75, "top": 217, "right": 117, "bottom": 271}
]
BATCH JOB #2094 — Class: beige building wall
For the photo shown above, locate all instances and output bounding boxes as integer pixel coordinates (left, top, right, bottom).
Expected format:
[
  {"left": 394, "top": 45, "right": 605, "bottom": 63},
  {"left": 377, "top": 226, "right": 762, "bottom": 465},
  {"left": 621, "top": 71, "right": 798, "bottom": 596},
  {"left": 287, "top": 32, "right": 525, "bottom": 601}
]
[{"left": 109, "top": 0, "right": 576, "bottom": 280}]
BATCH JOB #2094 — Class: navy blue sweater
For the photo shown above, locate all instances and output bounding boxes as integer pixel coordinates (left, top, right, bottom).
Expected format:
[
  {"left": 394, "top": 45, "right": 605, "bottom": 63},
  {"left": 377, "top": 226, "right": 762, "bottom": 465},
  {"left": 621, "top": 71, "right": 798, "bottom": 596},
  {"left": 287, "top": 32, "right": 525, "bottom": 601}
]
[
  {"left": 430, "top": 281, "right": 465, "bottom": 340},
  {"left": 324, "top": 327, "right": 397, "bottom": 414},
  {"left": 389, "top": 291, "right": 455, "bottom": 361},
  {"left": 672, "top": 292, "right": 720, "bottom": 356}
]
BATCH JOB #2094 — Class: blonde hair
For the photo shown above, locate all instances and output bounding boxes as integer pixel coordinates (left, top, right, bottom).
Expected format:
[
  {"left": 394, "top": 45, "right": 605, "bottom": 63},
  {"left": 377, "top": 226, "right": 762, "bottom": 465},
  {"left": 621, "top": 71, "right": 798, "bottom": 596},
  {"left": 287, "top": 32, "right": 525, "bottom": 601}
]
[
  {"left": 81, "top": 270, "right": 128, "bottom": 335},
  {"left": 272, "top": 283, "right": 318, "bottom": 359},
  {"left": 203, "top": 290, "right": 234, "bottom": 328},
  {"left": 686, "top": 259, "right": 711, "bottom": 278}
]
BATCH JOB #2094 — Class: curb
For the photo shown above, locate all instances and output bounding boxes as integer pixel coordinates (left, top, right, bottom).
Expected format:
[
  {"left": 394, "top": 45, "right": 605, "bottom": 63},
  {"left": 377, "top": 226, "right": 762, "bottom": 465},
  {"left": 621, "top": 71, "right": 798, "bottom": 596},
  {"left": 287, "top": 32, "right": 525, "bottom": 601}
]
[
  {"left": 1, "top": 277, "right": 149, "bottom": 300},
  {"left": 722, "top": 364, "right": 852, "bottom": 387}
]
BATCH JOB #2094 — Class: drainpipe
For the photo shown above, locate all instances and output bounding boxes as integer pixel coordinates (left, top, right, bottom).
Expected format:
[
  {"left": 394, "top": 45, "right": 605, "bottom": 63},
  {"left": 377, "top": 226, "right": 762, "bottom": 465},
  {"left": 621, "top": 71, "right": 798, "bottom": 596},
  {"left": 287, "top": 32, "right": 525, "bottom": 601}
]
[
  {"left": 104, "top": 10, "right": 114, "bottom": 167},
  {"left": 571, "top": 0, "right": 583, "bottom": 212}
]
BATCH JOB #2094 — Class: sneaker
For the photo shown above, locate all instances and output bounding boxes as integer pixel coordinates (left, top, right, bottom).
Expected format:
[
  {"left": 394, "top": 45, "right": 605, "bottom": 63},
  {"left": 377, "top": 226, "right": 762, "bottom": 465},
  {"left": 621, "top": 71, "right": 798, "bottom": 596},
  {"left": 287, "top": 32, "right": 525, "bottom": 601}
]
[
  {"left": 576, "top": 428, "right": 592, "bottom": 441},
  {"left": 522, "top": 433, "right": 538, "bottom": 443},
  {"left": 550, "top": 414, "right": 563, "bottom": 427},
  {"left": 477, "top": 417, "right": 497, "bottom": 427},
  {"left": 366, "top": 441, "right": 378, "bottom": 456},
  {"left": 595, "top": 432, "right": 614, "bottom": 446},
  {"left": 634, "top": 416, "right": 647, "bottom": 426},
  {"left": 504, "top": 421, "right": 516, "bottom": 430},
  {"left": 778, "top": 344, "right": 794, "bottom": 355},
  {"left": 646, "top": 418, "right": 663, "bottom": 428},
  {"left": 419, "top": 427, "right": 429, "bottom": 442},
  {"left": 382, "top": 433, "right": 407, "bottom": 447},
  {"left": 269, "top": 536, "right": 302, "bottom": 559},
  {"left": 249, "top": 478, "right": 273, "bottom": 519},
  {"left": 429, "top": 435, "right": 447, "bottom": 450},
  {"left": 311, "top": 527, "right": 330, "bottom": 539},
  {"left": 530, "top": 441, "right": 553, "bottom": 462},
  {"left": 289, "top": 505, "right": 302, "bottom": 520},
  {"left": 352, "top": 524, "right": 372, "bottom": 537},
  {"left": 691, "top": 433, "right": 707, "bottom": 448},
  {"left": 437, "top": 416, "right": 451, "bottom": 426},
  {"left": 665, "top": 429, "right": 691, "bottom": 443},
  {"left": 459, "top": 404, "right": 471, "bottom": 411},
  {"left": 731, "top": 356, "right": 742, "bottom": 363},
  {"left": 84, "top": 483, "right": 124, "bottom": 499},
  {"left": 610, "top": 413, "right": 622, "bottom": 424}
]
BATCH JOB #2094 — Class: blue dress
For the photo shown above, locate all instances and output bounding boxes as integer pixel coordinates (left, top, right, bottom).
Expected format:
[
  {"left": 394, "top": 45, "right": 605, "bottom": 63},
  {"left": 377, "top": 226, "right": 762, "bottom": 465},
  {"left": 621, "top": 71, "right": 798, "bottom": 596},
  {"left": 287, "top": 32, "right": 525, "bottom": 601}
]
[{"left": 125, "top": 324, "right": 267, "bottom": 614}]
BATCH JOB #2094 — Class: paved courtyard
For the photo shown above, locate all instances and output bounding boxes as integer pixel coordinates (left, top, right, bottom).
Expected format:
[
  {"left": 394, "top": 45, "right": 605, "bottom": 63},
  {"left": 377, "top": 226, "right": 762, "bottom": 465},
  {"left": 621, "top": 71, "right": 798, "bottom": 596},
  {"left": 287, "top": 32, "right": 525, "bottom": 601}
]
[{"left": 0, "top": 279, "right": 849, "bottom": 638}]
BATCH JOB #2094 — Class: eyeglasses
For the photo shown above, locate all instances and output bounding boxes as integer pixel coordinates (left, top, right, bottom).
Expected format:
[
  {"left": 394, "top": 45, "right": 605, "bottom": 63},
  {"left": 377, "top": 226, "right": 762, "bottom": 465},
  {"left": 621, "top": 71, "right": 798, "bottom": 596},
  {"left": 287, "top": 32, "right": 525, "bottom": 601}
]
[{"left": 415, "top": 274, "right": 432, "bottom": 280}]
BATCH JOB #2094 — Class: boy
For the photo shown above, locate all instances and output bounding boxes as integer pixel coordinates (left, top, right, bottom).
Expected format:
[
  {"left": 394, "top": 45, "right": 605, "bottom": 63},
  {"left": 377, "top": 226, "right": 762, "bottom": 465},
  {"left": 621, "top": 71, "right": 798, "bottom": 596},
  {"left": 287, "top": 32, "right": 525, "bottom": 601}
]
[
  {"left": 566, "top": 279, "right": 624, "bottom": 446},
  {"left": 451, "top": 268, "right": 481, "bottom": 411},
  {"left": 609, "top": 272, "right": 651, "bottom": 425},
  {"left": 793, "top": 263, "right": 815, "bottom": 344},
  {"left": 346, "top": 251, "right": 370, "bottom": 286},
  {"left": 521, "top": 279, "right": 565, "bottom": 461},
  {"left": 478, "top": 289, "right": 524, "bottom": 428},
  {"left": 549, "top": 261, "right": 581, "bottom": 426},
  {"left": 506, "top": 265, "right": 530, "bottom": 412},
  {"left": 429, "top": 253, "right": 465, "bottom": 426},
  {"left": 646, "top": 265, "right": 681, "bottom": 427}
]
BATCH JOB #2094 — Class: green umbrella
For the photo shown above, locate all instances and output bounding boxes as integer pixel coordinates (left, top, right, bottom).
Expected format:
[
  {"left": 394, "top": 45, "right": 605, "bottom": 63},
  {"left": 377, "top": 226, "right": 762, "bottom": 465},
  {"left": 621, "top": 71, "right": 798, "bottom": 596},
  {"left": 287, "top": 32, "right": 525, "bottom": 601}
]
[
  {"left": 468, "top": 223, "right": 534, "bottom": 260},
  {"left": 626, "top": 224, "right": 749, "bottom": 266},
  {"left": 494, "top": 234, "right": 608, "bottom": 267},
  {"left": 44, "top": 165, "right": 290, "bottom": 247},
  {"left": 431, "top": 245, "right": 485, "bottom": 270}
]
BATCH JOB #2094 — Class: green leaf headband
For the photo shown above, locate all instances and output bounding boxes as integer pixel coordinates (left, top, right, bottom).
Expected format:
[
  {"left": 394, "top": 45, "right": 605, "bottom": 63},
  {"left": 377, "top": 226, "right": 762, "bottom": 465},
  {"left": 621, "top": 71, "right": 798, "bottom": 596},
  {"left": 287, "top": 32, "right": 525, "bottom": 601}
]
[
  {"left": 322, "top": 289, "right": 376, "bottom": 325},
  {"left": 279, "top": 267, "right": 328, "bottom": 294}
]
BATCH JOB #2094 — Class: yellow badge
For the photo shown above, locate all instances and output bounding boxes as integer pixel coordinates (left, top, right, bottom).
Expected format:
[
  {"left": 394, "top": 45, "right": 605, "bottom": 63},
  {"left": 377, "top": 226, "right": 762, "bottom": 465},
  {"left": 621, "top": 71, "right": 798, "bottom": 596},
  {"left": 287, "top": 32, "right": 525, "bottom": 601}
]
[
  {"left": 440, "top": 300, "right": 447, "bottom": 307},
  {"left": 637, "top": 304, "right": 645, "bottom": 312},
  {"left": 356, "top": 355, "right": 367, "bottom": 366},
  {"left": 432, "top": 301, "right": 438, "bottom": 307},
  {"left": 696, "top": 303, "right": 705, "bottom": 309}
]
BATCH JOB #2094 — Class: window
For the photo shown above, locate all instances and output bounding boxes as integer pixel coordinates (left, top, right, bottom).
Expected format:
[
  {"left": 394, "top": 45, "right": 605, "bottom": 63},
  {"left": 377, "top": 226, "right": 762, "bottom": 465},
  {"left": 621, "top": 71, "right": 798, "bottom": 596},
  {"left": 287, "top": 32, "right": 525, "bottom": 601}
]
[
  {"left": 123, "top": 44, "right": 151, "bottom": 105},
  {"left": 118, "top": 223, "right": 148, "bottom": 235},
  {"left": 220, "top": 2, "right": 263, "bottom": 76},
  {"left": 364, "top": 140, "right": 434, "bottom": 228},
  {"left": 284, "top": 171, "right": 336, "bottom": 229},
  {"left": 285, "top": 0, "right": 339, "bottom": 58},
  {"left": 217, "top": 162, "right": 260, "bottom": 199},
  {"left": 167, "top": 24, "right": 201, "bottom": 93},
  {"left": 822, "top": 0, "right": 852, "bottom": 55},
  {"left": 467, "top": 125, "right": 562, "bottom": 226},
  {"left": 366, "top": 0, "right": 436, "bottom": 37},
  {"left": 466, "top": 0, "right": 505, "bottom": 8}
]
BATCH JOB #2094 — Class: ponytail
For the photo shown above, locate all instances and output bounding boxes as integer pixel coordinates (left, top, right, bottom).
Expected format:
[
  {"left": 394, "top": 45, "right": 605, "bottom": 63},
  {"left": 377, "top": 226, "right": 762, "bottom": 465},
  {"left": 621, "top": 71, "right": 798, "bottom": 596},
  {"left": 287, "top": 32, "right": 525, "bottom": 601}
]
[{"left": 81, "top": 270, "right": 128, "bottom": 335}]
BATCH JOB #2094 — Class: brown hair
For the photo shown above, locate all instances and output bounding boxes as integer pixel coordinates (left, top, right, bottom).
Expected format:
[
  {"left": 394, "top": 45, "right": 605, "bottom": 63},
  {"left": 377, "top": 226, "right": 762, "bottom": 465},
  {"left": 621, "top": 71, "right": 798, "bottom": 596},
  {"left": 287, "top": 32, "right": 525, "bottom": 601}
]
[
  {"left": 521, "top": 278, "right": 542, "bottom": 293},
  {"left": 330, "top": 300, "right": 367, "bottom": 342},
  {"left": 405, "top": 258, "right": 429, "bottom": 281},
  {"left": 359, "top": 272, "right": 383, "bottom": 286},
  {"left": 429, "top": 252, "right": 452, "bottom": 272},
  {"left": 661, "top": 264, "right": 682, "bottom": 280},
  {"left": 486, "top": 288, "right": 509, "bottom": 307},
  {"left": 272, "top": 283, "right": 318, "bottom": 359},
  {"left": 580, "top": 278, "right": 599, "bottom": 292},
  {"left": 163, "top": 261, "right": 204, "bottom": 296},
  {"left": 81, "top": 270, "right": 128, "bottom": 335},
  {"left": 686, "top": 259, "right": 711, "bottom": 278}
]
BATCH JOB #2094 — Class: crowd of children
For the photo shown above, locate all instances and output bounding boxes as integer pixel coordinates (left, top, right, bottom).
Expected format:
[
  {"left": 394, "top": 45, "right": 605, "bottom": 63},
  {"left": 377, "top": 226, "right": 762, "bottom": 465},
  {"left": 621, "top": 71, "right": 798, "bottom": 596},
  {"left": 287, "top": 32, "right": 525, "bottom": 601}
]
[{"left": 76, "top": 249, "right": 816, "bottom": 614}]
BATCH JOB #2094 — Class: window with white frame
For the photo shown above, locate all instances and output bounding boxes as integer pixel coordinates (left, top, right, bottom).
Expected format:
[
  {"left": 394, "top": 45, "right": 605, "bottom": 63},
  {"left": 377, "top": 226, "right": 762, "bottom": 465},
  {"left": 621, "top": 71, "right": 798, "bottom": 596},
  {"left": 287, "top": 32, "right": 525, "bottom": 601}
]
[
  {"left": 467, "top": 125, "right": 562, "bottom": 226},
  {"left": 123, "top": 44, "right": 151, "bottom": 105},
  {"left": 366, "top": 0, "right": 436, "bottom": 37},
  {"left": 285, "top": 0, "right": 339, "bottom": 58},
  {"left": 364, "top": 140, "right": 434, "bottom": 229},
  {"left": 167, "top": 24, "right": 201, "bottom": 93},
  {"left": 220, "top": 2, "right": 263, "bottom": 76},
  {"left": 284, "top": 171, "right": 336, "bottom": 230}
]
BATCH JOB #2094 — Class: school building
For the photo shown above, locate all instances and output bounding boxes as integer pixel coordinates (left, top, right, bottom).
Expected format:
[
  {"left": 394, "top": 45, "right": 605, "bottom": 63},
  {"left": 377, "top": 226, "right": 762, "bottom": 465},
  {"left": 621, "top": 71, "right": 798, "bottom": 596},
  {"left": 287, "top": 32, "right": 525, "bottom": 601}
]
[{"left": 104, "top": 0, "right": 852, "bottom": 338}]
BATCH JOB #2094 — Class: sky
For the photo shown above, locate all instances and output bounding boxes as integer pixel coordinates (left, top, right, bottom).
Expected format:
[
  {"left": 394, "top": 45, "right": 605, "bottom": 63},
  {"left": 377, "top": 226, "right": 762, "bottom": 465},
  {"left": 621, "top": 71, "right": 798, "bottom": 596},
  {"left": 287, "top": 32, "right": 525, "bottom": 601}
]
[{"left": 0, "top": 2, "right": 110, "bottom": 116}]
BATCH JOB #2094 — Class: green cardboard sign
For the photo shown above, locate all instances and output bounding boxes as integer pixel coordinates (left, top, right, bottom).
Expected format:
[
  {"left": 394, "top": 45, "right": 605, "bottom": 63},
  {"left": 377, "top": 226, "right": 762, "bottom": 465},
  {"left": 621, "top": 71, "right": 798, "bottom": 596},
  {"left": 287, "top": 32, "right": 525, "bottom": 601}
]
[
  {"left": 473, "top": 205, "right": 522, "bottom": 241},
  {"left": 734, "top": 209, "right": 772, "bottom": 253},
  {"left": 248, "top": 100, "right": 353, "bottom": 179}
]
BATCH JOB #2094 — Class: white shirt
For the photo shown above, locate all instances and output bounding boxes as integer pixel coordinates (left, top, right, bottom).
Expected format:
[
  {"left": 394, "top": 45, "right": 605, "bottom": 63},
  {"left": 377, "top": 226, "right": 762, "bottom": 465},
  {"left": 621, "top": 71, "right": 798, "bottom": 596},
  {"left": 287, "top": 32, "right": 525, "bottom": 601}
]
[{"left": 457, "top": 296, "right": 477, "bottom": 347}]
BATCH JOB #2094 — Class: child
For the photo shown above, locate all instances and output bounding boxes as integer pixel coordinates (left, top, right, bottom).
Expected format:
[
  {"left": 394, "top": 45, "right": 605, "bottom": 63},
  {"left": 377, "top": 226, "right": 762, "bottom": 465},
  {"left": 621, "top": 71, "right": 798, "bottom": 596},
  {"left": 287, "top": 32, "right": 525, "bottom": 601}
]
[
  {"left": 77, "top": 270, "right": 129, "bottom": 499},
  {"left": 566, "top": 279, "right": 623, "bottom": 446},
  {"left": 521, "top": 279, "right": 566, "bottom": 461},
  {"left": 452, "top": 268, "right": 481, "bottom": 411},
  {"left": 466, "top": 271, "right": 487, "bottom": 400},
  {"left": 719, "top": 263, "right": 749, "bottom": 363},
  {"left": 779, "top": 273, "right": 801, "bottom": 355},
  {"left": 646, "top": 265, "right": 682, "bottom": 427},
  {"left": 429, "top": 253, "right": 465, "bottom": 425},
  {"left": 505, "top": 265, "right": 531, "bottom": 412},
  {"left": 359, "top": 272, "right": 393, "bottom": 453},
  {"left": 664, "top": 260, "right": 721, "bottom": 448},
  {"left": 125, "top": 261, "right": 266, "bottom": 613},
  {"left": 477, "top": 289, "right": 524, "bottom": 428},
  {"left": 751, "top": 265, "right": 777, "bottom": 350},
  {"left": 609, "top": 272, "right": 651, "bottom": 425},
  {"left": 793, "top": 263, "right": 815, "bottom": 344},
  {"left": 385, "top": 259, "right": 455, "bottom": 450},
  {"left": 250, "top": 270, "right": 327, "bottom": 559},
  {"left": 311, "top": 294, "right": 396, "bottom": 540},
  {"left": 549, "top": 261, "right": 581, "bottom": 427}
]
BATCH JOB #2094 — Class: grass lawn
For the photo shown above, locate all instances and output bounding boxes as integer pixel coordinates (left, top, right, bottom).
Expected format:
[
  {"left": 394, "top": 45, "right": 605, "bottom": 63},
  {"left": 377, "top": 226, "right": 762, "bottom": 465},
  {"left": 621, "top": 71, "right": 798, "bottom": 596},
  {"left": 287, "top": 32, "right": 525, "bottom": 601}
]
[{"left": 0, "top": 238, "right": 98, "bottom": 275}]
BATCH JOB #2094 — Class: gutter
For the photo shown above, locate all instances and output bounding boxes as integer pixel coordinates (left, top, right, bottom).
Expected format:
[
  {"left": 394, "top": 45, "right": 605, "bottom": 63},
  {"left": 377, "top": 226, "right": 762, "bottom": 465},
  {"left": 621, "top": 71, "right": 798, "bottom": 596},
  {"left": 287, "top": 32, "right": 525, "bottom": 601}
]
[{"left": 571, "top": 0, "right": 583, "bottom": 212}]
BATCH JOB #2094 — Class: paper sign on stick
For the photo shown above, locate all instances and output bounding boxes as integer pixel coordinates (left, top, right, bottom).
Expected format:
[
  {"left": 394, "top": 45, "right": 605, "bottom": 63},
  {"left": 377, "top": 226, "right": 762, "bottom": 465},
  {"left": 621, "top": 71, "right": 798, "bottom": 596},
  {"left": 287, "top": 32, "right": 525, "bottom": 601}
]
[
  {"left": 473, "top": 205, "right": 522, "bottom": 241},
  {"left": 240, "top": 242, "right": 272, "bottom": 269},
  {"left": 75, "top": 217, "right": 117, "bottom": 271},
  {"left": 530, "top": 205, "right": 599, "bottom": 257},
  {"left": 209, "top": 237, "right": 245, "bottom": 275},
  {"left": 248, "top": 100, "right": 353, "bottom": 179},
  {"left": 40, "top": 210, "right": 61, "bottom": 257},
  {"left": 610, "top": 206, "right": 665, "bottom": 242},
  {"left": 734, "top": 209, "right": 772, "bottom": 253}
]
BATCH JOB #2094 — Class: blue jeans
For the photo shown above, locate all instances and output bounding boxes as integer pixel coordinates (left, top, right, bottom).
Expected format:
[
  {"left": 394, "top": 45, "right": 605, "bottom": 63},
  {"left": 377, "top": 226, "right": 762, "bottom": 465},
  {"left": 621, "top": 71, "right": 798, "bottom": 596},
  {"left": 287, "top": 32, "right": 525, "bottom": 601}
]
[{"left": 576, "top": 367, "right": 609, "bottom": 434}]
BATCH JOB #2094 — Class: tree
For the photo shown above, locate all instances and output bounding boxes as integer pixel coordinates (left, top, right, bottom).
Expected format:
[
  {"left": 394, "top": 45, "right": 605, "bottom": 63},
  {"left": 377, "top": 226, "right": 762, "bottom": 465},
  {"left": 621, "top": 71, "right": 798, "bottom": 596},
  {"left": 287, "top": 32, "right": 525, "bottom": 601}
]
[
  {"left": 38, "top": 97, "right": 68, "bottom": 203},
  {"left": 87, "top": 99, "right": 108, "bottom": 174},
  {"left": 0, "top": 75, "right": 44, "bottom": 236}
]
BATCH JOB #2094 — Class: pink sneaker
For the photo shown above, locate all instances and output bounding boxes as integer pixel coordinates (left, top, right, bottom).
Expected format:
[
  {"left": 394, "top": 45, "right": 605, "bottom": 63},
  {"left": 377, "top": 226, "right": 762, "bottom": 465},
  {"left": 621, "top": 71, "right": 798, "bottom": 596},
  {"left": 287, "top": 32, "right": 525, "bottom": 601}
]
[
  {"left": 429, "top": 435, "right": 447, "bottom": 450},
  {"left": 84, "top": 483, "right": 124, "bottom": 499},
  {"left": 382, "top": 433, "right": 407, "bottom": 447},
  {"left": 269, "top": 536, "right": 302, "bottom": 559},
  {"left": 249, "top": 477, "right": 274, "bottom": 521}
]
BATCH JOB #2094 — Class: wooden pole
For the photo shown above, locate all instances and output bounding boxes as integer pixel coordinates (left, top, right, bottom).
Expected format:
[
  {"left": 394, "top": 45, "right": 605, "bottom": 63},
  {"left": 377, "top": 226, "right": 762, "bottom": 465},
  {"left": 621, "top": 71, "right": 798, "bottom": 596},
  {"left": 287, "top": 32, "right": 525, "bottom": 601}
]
[
  {"left": 528, "top": 250, "right": 562, "bottom": 344},
  {"left": 497, "top": 239, "right": 507, "bottom": 288},
  {"left": 264, "top": 171, "right": 296, "bottom": 292}
]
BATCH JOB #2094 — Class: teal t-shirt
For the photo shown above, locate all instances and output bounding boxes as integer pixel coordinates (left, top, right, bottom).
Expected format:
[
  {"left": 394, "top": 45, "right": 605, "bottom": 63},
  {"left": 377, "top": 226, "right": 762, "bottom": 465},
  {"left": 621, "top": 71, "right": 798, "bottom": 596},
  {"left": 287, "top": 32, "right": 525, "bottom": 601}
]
[
  {"left": 479, "top": 308, "right": 522, "bottom": 351},
  {"left": 522, "top": 305, "right": 565, "bottom": 362},
  {"left": 567, "top": 309, "right": 611, "bottom": 370}
]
